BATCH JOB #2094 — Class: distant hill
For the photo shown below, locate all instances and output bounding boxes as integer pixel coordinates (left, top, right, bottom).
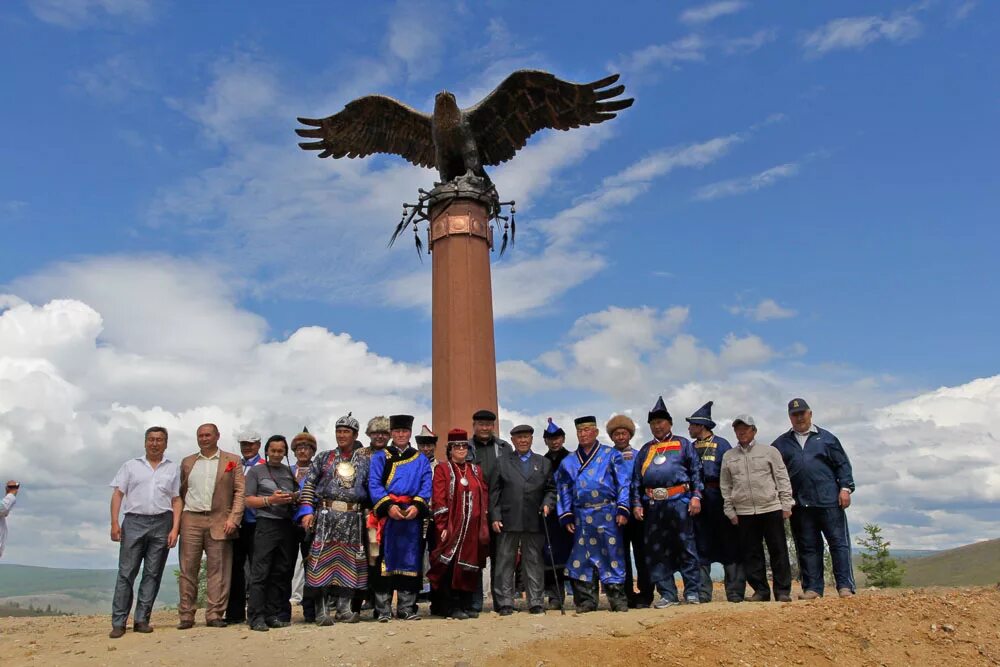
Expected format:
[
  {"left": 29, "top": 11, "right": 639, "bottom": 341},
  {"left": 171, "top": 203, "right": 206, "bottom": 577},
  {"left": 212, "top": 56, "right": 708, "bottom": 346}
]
[
  {"left": 0, "top": 564, "right": 178, "bottom": 615},
  {"left": 900, "top": 538, "right": 1000, "bottom": 587}
]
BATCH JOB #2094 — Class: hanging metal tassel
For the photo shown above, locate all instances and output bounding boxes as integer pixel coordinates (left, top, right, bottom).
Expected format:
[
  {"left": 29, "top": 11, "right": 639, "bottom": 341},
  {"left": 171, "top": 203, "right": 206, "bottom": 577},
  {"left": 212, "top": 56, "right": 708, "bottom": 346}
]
[
  {"left": 499, "top": 222, "right": 509, "bottom": 257},
  {"left": 414, "top": 222, "right": 424, "bottom": 263},
  {"left": 510, "top": 205, "right": 516, "bottom": 245},
  {"left": 390, "top": 205, "right": 417, "bottom": 247}
]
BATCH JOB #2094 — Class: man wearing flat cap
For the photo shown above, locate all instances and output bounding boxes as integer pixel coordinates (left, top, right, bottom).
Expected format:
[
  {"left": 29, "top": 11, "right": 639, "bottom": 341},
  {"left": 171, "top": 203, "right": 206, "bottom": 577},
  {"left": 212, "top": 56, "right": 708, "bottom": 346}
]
[
  {"left": 686, "top": 402, "right": 744, "bottom": 603},
  {"left": 631, "top": 397, "right": 704, "bottom": 608},
  {"left": 226, "top": 430, "right": 265, "bottom": 625},
  {"left": 721, "top": 415, "right": 793, "bottom": 602},
  {"left": 556, "top": 416, "right": 631, "bottom": 612},
  {"left": 606, "top": 414, "right": 653, "bottom": 609},
  {"left": 771, "top": 399, "right": 856, "bottom": 599},
  {"left": 367, "top": 414, "right": 433, "bottom": 621},
  {"left": 490, "top": 424, "right": 556, "bottom": 615},
  {"left": 541, "top": 418, "right": 572, "bottom": 608},
  {"left": 466, "top": 408, "right": 511, "bottom": 615}
]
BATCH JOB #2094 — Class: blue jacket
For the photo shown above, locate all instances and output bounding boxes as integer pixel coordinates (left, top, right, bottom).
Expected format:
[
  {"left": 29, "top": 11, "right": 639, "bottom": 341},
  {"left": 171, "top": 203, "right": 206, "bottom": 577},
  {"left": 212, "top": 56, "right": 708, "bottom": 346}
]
[{"left": 771, "top": 427, "right": 854, "bottom": 508}]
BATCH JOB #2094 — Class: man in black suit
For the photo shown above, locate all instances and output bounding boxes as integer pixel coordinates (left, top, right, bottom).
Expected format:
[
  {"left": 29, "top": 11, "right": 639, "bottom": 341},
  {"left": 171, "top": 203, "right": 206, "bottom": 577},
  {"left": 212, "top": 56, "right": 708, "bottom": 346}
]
[
  {"left": 490, "top": 424, "right": 556, "bottom": 615},
  {"left": 467, "top": 409, "right": 512, "bottom": 614}
]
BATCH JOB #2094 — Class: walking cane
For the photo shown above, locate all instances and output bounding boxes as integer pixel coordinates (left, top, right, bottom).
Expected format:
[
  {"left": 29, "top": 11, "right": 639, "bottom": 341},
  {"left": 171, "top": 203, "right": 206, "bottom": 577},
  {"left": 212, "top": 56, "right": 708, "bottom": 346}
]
[{"left": 540, "top": 509, "right": 566, "bottom": 615}]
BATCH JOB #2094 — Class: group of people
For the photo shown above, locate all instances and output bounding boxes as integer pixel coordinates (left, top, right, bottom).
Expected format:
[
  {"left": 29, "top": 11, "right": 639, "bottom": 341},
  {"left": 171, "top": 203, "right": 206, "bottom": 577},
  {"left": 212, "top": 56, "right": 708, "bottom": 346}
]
[{"left": 106, "top": 397, "right": 856, "bottom": 637}]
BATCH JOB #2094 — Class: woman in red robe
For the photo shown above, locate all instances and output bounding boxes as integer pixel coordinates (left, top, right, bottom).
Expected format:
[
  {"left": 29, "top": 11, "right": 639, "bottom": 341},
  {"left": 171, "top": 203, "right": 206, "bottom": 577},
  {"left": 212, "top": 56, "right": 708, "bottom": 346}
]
[{"left": 428, "top": 429, "right": 490, "bottom": 619}]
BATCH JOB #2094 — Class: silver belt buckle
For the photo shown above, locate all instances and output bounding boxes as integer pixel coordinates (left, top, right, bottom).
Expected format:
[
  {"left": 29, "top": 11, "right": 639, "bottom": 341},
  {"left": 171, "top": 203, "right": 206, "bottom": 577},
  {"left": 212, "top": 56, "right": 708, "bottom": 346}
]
[{"left": 651, "top": 488, "right": 668, "bottom": 501}]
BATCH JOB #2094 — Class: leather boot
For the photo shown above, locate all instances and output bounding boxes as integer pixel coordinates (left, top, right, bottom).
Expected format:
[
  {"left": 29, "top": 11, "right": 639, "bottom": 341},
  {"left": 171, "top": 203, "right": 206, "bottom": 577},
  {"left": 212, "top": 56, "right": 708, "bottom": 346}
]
[
  {"left": 335, "top": 595, "right": 359, "bottom": 623},
  {"left": 570, "top": 579, "right": 598, "bottom": 613},
  {"left": 606, "top": 584, "right": 629, "bottom": 612},
  {"left": 315, "top": 590, "right": 336, "bottom": 626}
]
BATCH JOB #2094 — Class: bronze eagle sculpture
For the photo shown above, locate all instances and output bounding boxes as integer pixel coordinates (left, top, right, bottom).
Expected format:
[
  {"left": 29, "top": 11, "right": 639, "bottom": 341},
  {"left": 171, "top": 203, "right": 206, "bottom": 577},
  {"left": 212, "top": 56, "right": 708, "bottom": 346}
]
[{"left": 295, "top": 70, "right": 633, "bottom": 184}]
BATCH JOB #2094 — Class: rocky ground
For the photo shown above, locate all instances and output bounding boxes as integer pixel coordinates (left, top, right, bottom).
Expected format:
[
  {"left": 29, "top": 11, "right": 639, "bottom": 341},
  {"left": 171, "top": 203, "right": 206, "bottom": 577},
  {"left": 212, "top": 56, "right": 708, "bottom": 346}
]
[{"left": 1, "top": 586, "right": 998, "bottom": 666}]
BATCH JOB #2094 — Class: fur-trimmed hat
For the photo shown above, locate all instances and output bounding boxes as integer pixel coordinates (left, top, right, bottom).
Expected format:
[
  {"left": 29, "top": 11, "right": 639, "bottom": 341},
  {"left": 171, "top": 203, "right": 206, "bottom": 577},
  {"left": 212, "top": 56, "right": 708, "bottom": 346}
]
[
  {"left": 605, "top": 414, "right": 636, "bottom": 438},
  {"left": 415, "top": 425, "right": 437, "bottom": 445},
  {"left": 389, "top": 414, "right": 414, "bottom": 431},
  {"left": 365, "top": 416, "right": 390, "bottom": 435},
  {"left": 291, "top": 427, "right": 317, "bottom": 451},
  {"left": 446, "top": 428, "right": 469, "bottom": 453}
]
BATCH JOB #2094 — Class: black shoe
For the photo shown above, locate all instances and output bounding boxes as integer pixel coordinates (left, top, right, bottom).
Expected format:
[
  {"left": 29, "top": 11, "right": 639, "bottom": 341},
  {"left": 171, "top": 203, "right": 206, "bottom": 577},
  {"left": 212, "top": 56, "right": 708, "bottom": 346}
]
[
  {"left": 377, "top": 614, "right": 391, "bottom": 623},
  {"left": 727, "top": 597, "right": 743, "bottom": 603},
  {"left": 249, "top": 622, "right": 269, "bottom": 632},
  {"left": 466, "top": 610, "right": 479, "bottom": 619},
  {"left": 206, "top": 619, "right": 228, "bottom": 628},
  {"left": 749, "top": 592, "right": 770, "bottom": 602},
  {"left": 498, "top": 607, "right": 514, "bottom": 616},
  {"left": 635, "top": 603, "right": 651, "bottom": 609},
  {"left": 448, "top": 609, "right": 469, "bottom": 620},
  {"left": 265, "top": 618, "right": 290, "bottom": 628},
  {"left": 176, "top": 620, "right": 194, "bottom": 630},
  {"left": 529, "top": 606, "right": 544, "bottom": 615},
  {"left": 303, "top": 615, "right": 316, "bottom": 623}
]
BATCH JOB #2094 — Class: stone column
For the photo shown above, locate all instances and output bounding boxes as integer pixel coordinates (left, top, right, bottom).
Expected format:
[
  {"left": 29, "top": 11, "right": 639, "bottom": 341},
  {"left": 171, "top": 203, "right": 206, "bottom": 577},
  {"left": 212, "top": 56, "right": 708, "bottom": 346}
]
[{"left": 429, "top": 198, "right": 499, "bottom": 461}]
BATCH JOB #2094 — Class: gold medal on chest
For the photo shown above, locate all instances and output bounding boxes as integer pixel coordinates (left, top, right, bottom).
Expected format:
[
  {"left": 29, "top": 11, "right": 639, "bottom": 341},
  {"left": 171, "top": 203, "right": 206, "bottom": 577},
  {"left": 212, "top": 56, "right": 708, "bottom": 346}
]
[{"left": 336, "top": 460, "right": 356, "bottom": 487}]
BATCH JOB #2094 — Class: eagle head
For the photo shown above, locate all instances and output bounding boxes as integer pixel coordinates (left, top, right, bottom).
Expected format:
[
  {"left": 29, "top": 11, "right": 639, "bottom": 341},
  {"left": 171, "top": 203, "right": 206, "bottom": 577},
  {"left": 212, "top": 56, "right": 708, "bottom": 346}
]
[{"left": 434, "top": 90, "right": 459, "bottom": 113}]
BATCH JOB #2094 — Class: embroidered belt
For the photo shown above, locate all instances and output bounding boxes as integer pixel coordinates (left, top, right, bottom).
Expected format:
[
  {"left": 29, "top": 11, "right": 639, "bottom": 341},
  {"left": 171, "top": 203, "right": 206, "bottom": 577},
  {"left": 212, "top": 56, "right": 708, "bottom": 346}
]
[
  {"left": 319, "top": 499, "right": 361, "bottom": 512},
  {"left": 646, "top": 484, "right": 689, "bottom": 501}
]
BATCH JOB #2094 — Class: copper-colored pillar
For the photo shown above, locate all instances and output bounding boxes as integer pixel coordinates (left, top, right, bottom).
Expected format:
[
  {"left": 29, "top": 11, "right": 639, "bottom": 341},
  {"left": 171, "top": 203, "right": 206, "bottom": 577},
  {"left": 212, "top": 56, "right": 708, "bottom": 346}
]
[{"left": 429, "top": 199, "right": 499, "bottom": 461}]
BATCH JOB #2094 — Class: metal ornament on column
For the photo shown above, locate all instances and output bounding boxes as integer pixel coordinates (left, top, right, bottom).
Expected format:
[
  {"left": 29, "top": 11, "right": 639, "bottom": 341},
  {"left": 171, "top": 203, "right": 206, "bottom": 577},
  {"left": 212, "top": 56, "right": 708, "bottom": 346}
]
[{"left": 296, "top": 70, "right": 634, "bottom": 457}]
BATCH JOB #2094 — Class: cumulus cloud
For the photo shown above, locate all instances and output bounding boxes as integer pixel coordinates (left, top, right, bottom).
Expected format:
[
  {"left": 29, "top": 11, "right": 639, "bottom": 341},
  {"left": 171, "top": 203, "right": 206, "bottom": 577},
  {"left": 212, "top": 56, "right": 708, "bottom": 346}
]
[
  {"left": 27, "top": 0, "right": 154, "bottom": 29},
  {"left": 679, "top": 1, "right": 748, "bottom": 25},
  {"left": 802, "top": 11, "right": 923, "bottom": 56},
  {"left": 727, "top": 298, "right": 797, "bottom": 321}
]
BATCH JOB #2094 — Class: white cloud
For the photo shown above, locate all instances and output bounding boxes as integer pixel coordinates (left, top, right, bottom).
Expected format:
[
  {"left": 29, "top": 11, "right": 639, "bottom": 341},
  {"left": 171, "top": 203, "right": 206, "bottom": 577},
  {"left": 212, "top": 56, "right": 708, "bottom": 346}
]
[
  {"left": 723, "top": 27, "right": 779, "bottom": 54},
  {"left": 72, "top": 53, "right": 150, "bottom": 103},
  {"left": 694, "top": 161, "right": 800, "bottom": 201},
  {"left": 727, "top": 298, "right": 797, "bottom": 321},
  {"left": 0, "top": 257, "right": 997, "bottom": 565},
  {"left": 386, "top": 0, "right": 444, "bottom": 82},
  {"left": 802, "top": 12, "right": 923, "bottom": 56},
  {"left": 952, "top": 1, "right": 977, "bottom": 22},
  {"left": 679, "top": 1, "right": 748, "bottom": 25},
  {"left": 27, "top": 0, "right": 154, "bottom": 29},
  {"left": 616, "top": 35, "right": 707, "bottom": 76}
]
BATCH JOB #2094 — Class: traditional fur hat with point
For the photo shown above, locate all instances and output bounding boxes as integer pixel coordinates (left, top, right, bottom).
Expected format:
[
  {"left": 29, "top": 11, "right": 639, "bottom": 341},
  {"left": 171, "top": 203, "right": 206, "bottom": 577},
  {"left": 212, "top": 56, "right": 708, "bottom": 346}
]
[
  {"left": 291, "top": 426, "right": 317, "bottom": 450},
  {"left": 415, "top": 425, "right": 438, "bottom": 445},
  {"left": 365, "top": 415, "right": 390, "bottom": 435}
]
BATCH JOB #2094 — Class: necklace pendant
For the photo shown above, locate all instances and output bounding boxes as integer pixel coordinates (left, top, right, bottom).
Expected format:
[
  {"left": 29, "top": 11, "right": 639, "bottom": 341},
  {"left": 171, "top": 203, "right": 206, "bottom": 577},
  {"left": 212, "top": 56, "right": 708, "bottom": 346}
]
[
  {"left": 653, "top": 454, "right": 667, "bottom": 465},
  {"left": 459, "top": 477, "right": 469, "bottom": 487}
]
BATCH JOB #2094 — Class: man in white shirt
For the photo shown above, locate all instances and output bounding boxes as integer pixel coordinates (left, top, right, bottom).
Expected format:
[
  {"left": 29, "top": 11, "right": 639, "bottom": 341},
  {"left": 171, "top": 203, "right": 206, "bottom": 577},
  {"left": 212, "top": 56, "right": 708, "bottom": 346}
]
[
  {"left": 108, "top": 427, "right": 182, "bottom": 638},
  {"left": 0, "top": 480, "right": 19, "bottom": 559}
]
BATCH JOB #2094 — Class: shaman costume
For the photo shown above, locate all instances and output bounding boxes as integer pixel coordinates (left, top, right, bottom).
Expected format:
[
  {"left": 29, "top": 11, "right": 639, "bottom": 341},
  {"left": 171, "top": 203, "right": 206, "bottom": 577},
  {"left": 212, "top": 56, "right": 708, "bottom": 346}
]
[
  {"left": 299, "top": 422, "right": 371, "bottom": 624},
  {"left": 555, "top": 416, "right": 630, "bottom": 612},
  {"left": 632, "top": 397, "right": 704, "bottom": 604},
  {"left": 428, "top": 429, "right": 490, "bottom": 617},
  {"left": 367, "top": 414, "right": 433, "bottom": 620},
  {"left": 686, "top": 401, "right": 744, "bottom": 602}
]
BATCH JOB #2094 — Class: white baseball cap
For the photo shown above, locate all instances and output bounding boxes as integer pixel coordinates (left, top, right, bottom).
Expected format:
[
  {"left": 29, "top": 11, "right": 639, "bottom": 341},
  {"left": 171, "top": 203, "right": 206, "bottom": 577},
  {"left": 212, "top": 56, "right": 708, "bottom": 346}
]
[{"left": 732, "top": 414, "right": 757, "bottom": 428}]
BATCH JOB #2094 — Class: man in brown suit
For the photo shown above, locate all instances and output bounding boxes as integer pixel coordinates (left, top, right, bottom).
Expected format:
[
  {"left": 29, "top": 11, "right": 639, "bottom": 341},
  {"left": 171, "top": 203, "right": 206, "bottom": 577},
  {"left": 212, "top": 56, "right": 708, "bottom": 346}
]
[{"left": 177, "top": 423, "right": 245, "bottom": 628}]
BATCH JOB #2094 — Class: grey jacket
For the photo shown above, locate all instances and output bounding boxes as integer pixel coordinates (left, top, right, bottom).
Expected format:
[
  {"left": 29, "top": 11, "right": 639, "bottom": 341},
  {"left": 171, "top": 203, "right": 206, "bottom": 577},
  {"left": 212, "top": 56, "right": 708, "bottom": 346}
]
[
  {"left": 720, "top": 440, "right": 794, "bottom": 519},
  {"left": 489, "top": 451, "right": 555, "bottom": 532}
]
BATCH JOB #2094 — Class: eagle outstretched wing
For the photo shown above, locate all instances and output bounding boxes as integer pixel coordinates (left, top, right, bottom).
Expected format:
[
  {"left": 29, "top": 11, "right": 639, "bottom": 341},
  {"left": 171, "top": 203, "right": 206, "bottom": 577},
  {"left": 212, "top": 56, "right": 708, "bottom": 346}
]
[
  {"left": 296, "top": 95, "right": 436, "bottom": 169},
  {"left": 465, "top": 70, "right": 634, "bottom": 167}
]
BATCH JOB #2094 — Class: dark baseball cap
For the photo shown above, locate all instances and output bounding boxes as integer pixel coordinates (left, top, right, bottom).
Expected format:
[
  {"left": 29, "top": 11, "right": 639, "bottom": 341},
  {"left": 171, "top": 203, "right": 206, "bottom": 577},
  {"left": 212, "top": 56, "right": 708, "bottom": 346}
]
[{"left": 787, "top": 398, "right": 810, "bottom": 414}]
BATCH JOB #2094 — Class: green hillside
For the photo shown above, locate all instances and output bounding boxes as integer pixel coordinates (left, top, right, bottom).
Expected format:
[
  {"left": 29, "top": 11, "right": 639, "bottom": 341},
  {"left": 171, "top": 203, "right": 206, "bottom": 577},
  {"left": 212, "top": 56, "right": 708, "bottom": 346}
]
[
  {"left": 0, "top": 564, "right": 179, "bottom": 614},
  {"left": 900, "top": 538, "right": 1000, "bottom": 587}
]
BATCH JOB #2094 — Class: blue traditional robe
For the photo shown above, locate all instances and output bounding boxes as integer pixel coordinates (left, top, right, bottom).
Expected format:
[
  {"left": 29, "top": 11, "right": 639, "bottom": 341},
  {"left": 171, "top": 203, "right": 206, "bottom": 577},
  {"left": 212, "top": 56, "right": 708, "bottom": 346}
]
[
  {"left": 693, "top": 435, "right": 738, "bottom": 566},
  {"left": 556, "top": 443, "right": 630, "bottom": 585},
  {"left": 368, "top": 445, "right": 433, "bottom": 578},
  {"left": 632, "top": 434, "right": 704, "bottom": 596}
]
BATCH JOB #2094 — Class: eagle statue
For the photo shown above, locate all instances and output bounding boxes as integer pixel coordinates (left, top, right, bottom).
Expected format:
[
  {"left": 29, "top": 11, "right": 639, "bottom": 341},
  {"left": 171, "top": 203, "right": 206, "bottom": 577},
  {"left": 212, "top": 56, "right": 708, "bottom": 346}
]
[{"left": 295, "top": 70, "right": 633, "bottom": 184}]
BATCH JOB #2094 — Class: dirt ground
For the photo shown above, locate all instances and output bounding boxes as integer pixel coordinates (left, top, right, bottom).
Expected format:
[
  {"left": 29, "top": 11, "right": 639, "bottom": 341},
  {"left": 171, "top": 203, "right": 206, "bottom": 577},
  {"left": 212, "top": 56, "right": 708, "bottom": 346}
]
[{"left": 1, "top": 586, "right": 998, "bottom": 667}]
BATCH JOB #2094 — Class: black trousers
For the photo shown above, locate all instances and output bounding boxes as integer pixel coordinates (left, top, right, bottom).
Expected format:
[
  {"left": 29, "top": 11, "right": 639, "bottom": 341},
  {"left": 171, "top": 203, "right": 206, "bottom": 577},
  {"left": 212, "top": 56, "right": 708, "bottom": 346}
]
[
  {"left": 225, "top": 520, "right": 255, "bottom": 622},
  {"left": 623, "top": 518, "right": 653, "bottom": 607},
  {"left": 737, "top": 510, "right": 791, "bottom": 599},
  {"left": 247, "top": 518, "right": 297, "bottom": 624}
]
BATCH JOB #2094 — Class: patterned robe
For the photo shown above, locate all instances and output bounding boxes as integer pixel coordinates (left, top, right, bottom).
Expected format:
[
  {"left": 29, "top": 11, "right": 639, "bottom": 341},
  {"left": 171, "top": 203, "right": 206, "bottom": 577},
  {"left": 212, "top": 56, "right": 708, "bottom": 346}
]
[
  {"left": 299, "top": 447, "right": 370, "bottom": 589},
  {"left": 369, "top": 445, "right": 433, "bottom": 578},
  {"left": 428, "top": 461, "right": 490, "bottom": 592},
  {"left": 693, "top": 435, "right": 738, "bottom": 566},
  {"left": 555, "top": 443, "right": 630, "bottom": 585}
]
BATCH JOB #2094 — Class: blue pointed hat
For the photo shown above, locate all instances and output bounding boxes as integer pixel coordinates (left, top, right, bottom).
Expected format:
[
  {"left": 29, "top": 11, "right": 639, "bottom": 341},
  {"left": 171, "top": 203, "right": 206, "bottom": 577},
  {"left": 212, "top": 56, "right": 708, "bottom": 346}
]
[
  {"left": 685, "top": 401, "right": 716, "bottom": 430},
  {"left": 647, "top": 396, "right": 672, "bottom": 424},
  {"left": 543, "top": 417, "right": 565, "bottom": 439}
]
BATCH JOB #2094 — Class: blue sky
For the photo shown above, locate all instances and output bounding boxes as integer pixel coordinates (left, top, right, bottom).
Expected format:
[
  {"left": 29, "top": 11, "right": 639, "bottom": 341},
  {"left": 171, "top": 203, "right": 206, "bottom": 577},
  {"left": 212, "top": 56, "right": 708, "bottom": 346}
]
[{"left": 0, "top": 0, "right": 998, "bottom": 566}]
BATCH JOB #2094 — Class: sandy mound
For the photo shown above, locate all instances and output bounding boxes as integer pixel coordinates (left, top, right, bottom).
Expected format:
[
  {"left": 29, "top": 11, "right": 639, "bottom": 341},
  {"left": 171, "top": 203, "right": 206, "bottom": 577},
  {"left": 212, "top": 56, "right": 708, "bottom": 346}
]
[{"left": 1, "top": 587, "right": 997, "bottom": 666}]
